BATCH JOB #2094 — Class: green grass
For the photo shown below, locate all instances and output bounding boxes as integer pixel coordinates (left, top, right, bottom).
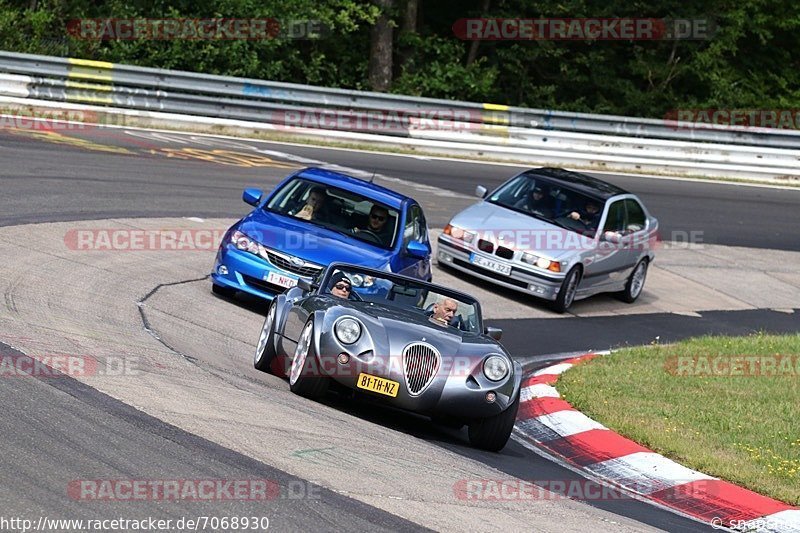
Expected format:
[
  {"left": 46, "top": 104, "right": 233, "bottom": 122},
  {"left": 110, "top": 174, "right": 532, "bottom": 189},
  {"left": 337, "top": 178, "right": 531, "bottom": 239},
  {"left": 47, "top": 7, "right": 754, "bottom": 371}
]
[{"left": 558, "top": 333, "right": 800, "bottom": 505}]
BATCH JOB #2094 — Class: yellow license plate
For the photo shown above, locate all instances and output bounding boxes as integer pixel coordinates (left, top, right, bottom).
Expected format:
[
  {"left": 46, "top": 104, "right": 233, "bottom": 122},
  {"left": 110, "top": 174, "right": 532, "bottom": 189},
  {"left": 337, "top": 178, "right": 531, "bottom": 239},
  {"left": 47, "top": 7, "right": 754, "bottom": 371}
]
[{"left": 356, "top": 373, "right": 399, "bottom": 397}]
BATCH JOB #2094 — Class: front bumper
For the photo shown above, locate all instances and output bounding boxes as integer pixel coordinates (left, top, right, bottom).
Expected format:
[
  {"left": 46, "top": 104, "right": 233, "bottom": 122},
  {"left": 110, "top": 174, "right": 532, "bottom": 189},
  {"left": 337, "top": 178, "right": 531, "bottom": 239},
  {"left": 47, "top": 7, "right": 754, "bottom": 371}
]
[
  {"left": 436, "top": 236, "right": 564, "bottom": 301},
  {"left": 211, "top": 245, "right": 309, "bottom": 301},
  {"left": 315, "top": 332, "right": 520, "bottom": 419}
]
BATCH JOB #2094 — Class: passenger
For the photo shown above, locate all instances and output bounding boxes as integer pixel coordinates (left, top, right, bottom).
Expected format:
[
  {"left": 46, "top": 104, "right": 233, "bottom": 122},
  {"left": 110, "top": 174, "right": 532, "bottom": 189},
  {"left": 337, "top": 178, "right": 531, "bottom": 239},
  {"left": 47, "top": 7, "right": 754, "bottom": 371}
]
[
  {"left": 328, "top": 272, "right": 353, "bottom": 299},
  {"left": 294, "top": 186, "right": 328, "bottom": 221}
]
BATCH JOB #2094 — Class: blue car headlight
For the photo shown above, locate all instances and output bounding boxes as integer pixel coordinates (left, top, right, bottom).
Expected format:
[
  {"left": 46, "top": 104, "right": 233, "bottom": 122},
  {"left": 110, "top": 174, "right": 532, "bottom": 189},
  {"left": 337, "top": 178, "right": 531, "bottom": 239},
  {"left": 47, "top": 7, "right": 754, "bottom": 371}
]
[{"left": 231, "top": 230, "right": 261, "bottom": 255}]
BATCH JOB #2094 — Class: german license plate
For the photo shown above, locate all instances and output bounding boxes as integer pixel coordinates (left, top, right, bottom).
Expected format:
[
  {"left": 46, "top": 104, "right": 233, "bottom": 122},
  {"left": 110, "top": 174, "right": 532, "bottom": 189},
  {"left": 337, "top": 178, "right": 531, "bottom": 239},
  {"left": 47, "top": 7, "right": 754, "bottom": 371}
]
[
  {"left": 265, "top": 271, "right": 297, "bottom": 288},
  {"left": 356, "top": 373, "right": 399, "bottom": 397},
  {"left": 470, "top": 253, "right": 512, "bottom": 276}
]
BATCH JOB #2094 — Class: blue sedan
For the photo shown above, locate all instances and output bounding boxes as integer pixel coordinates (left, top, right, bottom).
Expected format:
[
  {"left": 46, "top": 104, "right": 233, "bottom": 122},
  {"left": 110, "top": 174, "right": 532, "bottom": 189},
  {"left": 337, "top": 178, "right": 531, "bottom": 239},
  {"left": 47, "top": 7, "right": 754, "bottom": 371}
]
[{"left": 211, "top": 167, "right": 432, "bottom": 301}]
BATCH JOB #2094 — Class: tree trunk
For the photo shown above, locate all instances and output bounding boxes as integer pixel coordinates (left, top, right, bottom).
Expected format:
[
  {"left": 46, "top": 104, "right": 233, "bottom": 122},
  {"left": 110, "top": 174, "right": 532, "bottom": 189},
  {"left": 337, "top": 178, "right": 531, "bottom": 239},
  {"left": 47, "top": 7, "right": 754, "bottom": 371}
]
[
  {"left": 466, "top": 0, "right": 491, "bottom": 66},
  {"left": 402, "top": 0, "right": 418, "bottom": 34},
  {"left": 369, "top": 0, "right": 394, "bottom": 92}
]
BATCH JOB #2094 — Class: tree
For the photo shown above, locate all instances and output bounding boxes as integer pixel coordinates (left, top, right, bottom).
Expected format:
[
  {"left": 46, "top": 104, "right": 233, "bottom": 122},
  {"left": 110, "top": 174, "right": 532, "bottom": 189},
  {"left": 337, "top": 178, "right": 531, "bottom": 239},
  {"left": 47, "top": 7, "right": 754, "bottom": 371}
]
[{"left": 368, "top": 0, "right": 394, "bottom": 91}]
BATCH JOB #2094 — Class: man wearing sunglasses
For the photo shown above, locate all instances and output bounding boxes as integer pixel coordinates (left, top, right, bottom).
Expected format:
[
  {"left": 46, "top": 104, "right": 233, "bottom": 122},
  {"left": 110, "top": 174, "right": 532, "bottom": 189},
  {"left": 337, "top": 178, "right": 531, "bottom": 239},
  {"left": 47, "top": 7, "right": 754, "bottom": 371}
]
[
  {"left": 352, "top": 205, "right": 392, "bottom": 246},
  {"left": 328, "top": 271, "right": 353, "bottom": 299}
]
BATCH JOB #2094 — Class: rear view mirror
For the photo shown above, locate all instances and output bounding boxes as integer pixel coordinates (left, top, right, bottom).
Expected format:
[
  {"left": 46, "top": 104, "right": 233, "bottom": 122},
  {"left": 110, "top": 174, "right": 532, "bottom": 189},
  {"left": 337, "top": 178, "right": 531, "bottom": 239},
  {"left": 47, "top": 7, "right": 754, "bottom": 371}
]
[
  {"left": 243, "top": 188, "right": 263, "bottom": 206},
  {"left": 484, "top": 326, "right": 503, "bottom": 341},
  {"left": 475, "top": 185, "right": 488, "bottom": 199},
  {"left": 297, "top": 278, "right": 315, "bottom": 292}
]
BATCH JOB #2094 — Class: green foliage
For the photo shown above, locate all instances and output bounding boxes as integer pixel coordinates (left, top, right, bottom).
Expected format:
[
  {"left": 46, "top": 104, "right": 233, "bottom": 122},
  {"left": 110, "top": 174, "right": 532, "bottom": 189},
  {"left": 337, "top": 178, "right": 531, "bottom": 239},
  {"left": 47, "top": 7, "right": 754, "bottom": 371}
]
[{"left": 0, "top": 0, "right": 798, "bottom": 118}]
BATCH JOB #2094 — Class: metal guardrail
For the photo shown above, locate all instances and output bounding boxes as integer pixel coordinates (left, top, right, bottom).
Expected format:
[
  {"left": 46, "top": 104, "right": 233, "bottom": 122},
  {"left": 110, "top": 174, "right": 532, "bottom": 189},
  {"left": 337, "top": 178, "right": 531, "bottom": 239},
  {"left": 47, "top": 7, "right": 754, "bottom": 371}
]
[{"left": 0, "top": 50, "right": 798, "bottom": 179}]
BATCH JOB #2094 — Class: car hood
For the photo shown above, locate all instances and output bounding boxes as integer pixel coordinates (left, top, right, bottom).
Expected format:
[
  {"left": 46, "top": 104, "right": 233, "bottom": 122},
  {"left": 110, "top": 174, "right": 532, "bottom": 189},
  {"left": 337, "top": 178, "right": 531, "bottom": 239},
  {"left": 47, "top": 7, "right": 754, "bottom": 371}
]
[
  {"left": 238, "top": 209, "right": 392, "bottom": 267},
  {"left": 449, "top": 201, "right": 592, "bottom": 260}
]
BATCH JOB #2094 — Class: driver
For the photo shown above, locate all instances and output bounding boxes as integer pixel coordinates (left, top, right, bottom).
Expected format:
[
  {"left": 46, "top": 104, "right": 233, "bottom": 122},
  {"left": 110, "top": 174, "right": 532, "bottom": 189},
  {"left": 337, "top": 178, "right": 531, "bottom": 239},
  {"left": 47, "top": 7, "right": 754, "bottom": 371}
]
[
  {"left": 569, "top": 200, "right": 602, "bottom": 230},
  {"left": 430, "top": 297, "right": 458, "bottom": 326},
  {"left": 328, "top": 271, "right": 353, "bottom": 299},
  {"left": 293, "top": 186, "right": 328, "bottom": 222},
  {"left": 515, "top": 185, "right": 553, "bottom": 217},
  {"left": 352, "top": 205, "right": 392, "bottom": 245}
]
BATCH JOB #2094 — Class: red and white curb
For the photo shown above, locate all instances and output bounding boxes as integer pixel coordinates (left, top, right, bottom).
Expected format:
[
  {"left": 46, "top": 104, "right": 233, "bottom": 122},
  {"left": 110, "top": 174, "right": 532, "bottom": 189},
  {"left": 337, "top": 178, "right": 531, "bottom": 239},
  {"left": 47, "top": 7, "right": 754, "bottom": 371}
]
[{"left": 514, "top": 354, "right": 800, "bottom": 532}]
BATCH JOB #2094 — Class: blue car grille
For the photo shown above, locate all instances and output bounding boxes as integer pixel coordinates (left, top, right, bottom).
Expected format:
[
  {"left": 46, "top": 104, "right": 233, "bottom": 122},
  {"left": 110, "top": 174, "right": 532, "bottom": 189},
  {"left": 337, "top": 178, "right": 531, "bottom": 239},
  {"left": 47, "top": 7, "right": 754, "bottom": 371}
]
[{"left": 262, "top": 249, "right": 322, "bottom": 277}]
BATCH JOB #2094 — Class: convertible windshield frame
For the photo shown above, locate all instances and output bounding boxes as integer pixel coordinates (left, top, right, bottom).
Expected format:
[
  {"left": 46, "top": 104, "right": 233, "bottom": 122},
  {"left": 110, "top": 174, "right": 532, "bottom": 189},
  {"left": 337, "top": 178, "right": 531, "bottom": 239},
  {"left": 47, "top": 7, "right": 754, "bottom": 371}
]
[{"left": 318, "top": 264, "right": 484, "bottom": 334}]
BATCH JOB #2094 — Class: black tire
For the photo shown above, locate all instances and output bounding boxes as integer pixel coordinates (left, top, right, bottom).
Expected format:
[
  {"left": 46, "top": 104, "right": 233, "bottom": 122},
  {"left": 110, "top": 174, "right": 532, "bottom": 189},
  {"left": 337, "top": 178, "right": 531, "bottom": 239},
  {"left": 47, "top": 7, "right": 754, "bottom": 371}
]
[
  {"left": 211, "top": 283, "right": 236, "bottom": 298},
  {"left": 617, "top": 259, "right": 648, "bottom": 303},
  {"left": 254, "top": 301, "right": 278, "bottom": 372},
  {"left": 549, "top": 266, "right": 580, "bottom": 314},
  {"left": 468, "top": 392, "right": 520, "bottom": 452},
  {"left": 288, "top": 320, "right": 329, "bottom": 399}
]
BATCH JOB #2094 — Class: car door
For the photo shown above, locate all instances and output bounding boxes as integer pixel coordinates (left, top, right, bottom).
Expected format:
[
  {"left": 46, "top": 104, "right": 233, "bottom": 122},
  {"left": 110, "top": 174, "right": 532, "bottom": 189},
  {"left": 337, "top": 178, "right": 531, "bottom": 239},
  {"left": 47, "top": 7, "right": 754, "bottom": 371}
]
[
  {"left": 582, "top": 199, "right": 630, "bottom": 290},
  {"left": 394, "top": 203, "right": 432, "bottom": 280},
  {"left": 623, "top": 198, "right": 650, "bottom": 272}
]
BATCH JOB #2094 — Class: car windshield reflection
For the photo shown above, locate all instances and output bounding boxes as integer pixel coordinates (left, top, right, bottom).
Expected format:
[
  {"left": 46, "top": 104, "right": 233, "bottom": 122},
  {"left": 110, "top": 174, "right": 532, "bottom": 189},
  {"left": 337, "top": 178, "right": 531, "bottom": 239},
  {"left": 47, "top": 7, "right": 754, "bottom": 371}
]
[{"left": 264, "top": 178, "right": 399, "bottom": 249}]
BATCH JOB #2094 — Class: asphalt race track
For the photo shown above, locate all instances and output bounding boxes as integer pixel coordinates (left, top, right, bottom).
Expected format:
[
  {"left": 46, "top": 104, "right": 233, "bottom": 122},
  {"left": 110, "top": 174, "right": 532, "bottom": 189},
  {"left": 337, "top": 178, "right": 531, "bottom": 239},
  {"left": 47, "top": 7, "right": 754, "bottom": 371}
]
[{"left": 2, "top": 123, "right": 799, "bottom": 532}]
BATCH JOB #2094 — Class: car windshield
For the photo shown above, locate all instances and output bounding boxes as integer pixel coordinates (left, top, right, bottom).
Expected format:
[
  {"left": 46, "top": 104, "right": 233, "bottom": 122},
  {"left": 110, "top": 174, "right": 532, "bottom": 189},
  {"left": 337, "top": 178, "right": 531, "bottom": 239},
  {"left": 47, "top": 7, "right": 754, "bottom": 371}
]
[
  {"left": 487, "top": 174, "right": 604, "bottom": 238},
  {"left": 321, "top": 266, "right": 482, "bottom": 334},
  {"left": 264, "top": 178, "right": 399, "bottom": 249}
]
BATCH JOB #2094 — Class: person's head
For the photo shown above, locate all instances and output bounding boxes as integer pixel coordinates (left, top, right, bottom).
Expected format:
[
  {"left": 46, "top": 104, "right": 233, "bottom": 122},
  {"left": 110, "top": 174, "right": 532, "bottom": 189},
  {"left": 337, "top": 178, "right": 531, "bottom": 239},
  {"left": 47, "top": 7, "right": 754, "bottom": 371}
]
[
  {"left": 531, "top": 186, "right": 545, "bottom": 202},
  {"left": 328, "top": 271, "right": 352, "bottom": 299},
  {"left": 306, "top": 187, "right": 326, "bottom": 210},
  {"left": 585, "top": 201, "right": 600, "bottom": 215},
  {"left": 367, "top": 205, "right": 389, "bottom": 231},
  {"left": 431, "top": 297, "right": 458, "bottom": 324}
]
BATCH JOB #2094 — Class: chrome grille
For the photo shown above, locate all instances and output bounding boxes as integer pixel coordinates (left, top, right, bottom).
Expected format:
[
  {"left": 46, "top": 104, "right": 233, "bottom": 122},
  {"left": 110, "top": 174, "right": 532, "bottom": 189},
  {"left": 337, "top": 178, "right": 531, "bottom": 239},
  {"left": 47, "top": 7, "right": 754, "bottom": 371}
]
[
  {"left": 402, "top": 342, "right": 440, "bottom": 396},
  {"left": 261, "top": 248, "right": 322, "bottom": 277}
]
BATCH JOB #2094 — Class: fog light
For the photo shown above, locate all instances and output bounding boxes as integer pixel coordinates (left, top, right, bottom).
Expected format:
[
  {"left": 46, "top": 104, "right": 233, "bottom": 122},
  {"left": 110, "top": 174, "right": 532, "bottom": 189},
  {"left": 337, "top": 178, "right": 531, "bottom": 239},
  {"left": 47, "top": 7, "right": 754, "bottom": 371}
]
[
  {"left": 218, "top": 265, "right": 228, "bottom": 275},
  {"left": 438, "top": 252, "right": 453, "bottom": 263},
  {"left": 337, "top": 353, "right": 350, "bottom": 364},
  {"left": 485, "top": 391, "right": 497, "bottom": 403},
  {"left": 527, "top": 284, "right": 544, "bottom": 295}
]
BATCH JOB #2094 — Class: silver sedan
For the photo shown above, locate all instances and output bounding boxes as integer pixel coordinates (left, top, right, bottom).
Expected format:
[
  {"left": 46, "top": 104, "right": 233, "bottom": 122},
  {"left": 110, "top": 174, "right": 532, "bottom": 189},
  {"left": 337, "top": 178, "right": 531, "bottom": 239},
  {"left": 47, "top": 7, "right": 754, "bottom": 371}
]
[{"left": 437, "top": 168, "right": 658, "bottom": 313}]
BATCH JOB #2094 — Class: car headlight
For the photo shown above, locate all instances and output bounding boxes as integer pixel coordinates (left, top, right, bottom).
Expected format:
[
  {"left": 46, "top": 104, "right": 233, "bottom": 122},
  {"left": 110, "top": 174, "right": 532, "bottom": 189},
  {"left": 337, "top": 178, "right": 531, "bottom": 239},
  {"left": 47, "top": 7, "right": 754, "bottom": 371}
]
[
  {"left": 335, "top": 317, "right": 361, "bottom": 344},
  {"left": 483, "top": 355, "right": 510, "bottom": 381},
  {"left": 231, "top": 230, "right": 260, "bottom": 255},
  {"left": 522, "top": 252, "right": 539, "bottom": 265},
  {"left": 444, "top": 224, "right": 475, "bottom": 243},
  {"left": 535, "top": 257, "right": 561, "bottom": 272}
]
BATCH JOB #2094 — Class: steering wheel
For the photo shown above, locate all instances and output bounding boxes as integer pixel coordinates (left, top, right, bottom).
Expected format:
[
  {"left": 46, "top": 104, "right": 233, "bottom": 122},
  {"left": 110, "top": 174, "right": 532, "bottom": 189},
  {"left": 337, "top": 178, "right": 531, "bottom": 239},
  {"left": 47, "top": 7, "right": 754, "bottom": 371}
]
[
  {"left": 348, "top": 290, "right": 364, "bottom": 302},
  {"left": 354, "top": 228, "right": 383, "bottom": 244}
]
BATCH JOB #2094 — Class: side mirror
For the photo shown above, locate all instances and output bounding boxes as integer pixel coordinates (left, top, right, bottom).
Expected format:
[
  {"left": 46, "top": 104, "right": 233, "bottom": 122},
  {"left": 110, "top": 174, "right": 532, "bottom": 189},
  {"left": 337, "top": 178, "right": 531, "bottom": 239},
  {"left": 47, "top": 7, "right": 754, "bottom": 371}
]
[
  {"left": 484, "top": 326, "right": 503, "bottom": 341},
  {"left": 296, "top": 278, "right": 315, "bottom": 292},
  {"left": 243, "top": 188, "right": 263, "bottom": 207},
  {"left": 406, "top": 240, "right": 430, "bottom": 259},
  {"left": 475, "top": 185, "right": 487, "bottom": 199}
]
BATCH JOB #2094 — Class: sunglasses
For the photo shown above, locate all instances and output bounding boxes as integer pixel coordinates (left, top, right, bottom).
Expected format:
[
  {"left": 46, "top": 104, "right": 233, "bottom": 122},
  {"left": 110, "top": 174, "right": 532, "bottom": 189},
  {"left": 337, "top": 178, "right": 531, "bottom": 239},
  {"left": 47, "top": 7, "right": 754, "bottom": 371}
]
[
  {"left": 334, "top": 283, "right": 351, "bottom": 291},
  {"left": 370, "top": 213, "right": 387, "bottom": 221}
]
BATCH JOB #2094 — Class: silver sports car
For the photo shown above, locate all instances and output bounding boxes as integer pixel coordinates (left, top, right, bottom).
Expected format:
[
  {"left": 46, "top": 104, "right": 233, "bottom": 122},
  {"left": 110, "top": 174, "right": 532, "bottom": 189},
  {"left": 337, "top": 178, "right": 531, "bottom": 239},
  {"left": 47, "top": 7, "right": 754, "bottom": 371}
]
[
  {"left": 253, "top": 262, "right": 522, "bottom": 451},
  {"left": 437, "top": 167, "right": 659, "bottom": 313}
]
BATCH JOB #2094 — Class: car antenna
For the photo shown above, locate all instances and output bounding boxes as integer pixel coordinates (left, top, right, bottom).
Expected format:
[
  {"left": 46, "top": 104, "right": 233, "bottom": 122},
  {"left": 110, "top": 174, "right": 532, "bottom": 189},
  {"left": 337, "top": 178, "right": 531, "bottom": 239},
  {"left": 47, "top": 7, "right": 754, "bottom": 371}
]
[{"left": 369, "top": 171, "right": 376, "bottom": 183}]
